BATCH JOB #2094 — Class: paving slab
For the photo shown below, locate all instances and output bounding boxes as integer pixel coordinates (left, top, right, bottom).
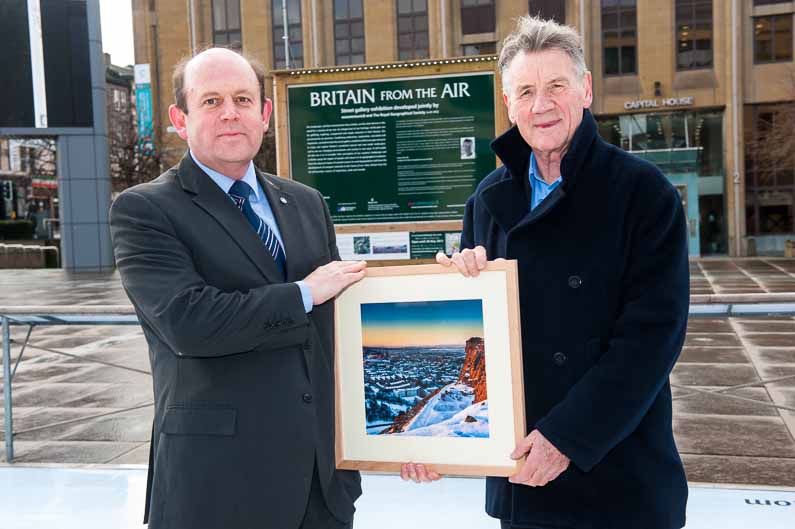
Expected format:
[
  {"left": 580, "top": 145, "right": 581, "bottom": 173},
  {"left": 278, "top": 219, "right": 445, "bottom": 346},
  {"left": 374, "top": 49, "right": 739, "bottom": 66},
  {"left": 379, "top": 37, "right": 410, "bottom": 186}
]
[
  {"left": 672, "top": 364, "right": 760, "bottom": 387},
  {"left": 0, "top": 441, "right": 144, "bottom": 464},
  {"left": 672, "top": 387, "right": 779, "bottom": 417},
  {"left": 685, "top": 333, "right": 745, "bottom": 347},
  {"left": 681, "top": 454, "right": 795, "bottom": 487},
  {"left": 679, "top": 347, "right": 748, "bottom": 364},
  {"left": 674, "top": 415, "right": 795, "bottom": 458},
  {"left": 742, "top": 334, "right": 795, "bottom": 347}
]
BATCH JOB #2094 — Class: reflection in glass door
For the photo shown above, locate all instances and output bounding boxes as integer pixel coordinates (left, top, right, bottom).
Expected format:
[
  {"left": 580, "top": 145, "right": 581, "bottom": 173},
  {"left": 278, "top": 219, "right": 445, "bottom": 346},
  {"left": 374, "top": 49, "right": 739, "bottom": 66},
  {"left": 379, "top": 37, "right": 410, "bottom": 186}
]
[{"left": 671, "top": 174, "right": 701, "bottom": 257}]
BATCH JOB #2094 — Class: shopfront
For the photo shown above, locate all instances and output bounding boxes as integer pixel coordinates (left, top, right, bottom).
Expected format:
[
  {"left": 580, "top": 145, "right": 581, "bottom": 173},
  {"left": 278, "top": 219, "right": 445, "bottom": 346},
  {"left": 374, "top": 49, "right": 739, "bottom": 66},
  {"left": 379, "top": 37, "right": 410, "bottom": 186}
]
[{"left": 595, "top": 107, "right": 727, "bottom": 256}]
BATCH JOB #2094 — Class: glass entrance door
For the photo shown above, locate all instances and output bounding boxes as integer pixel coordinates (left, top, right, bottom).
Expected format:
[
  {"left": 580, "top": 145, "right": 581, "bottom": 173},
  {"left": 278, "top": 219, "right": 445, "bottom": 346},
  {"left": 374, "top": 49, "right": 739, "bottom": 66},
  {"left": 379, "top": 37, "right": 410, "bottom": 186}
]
[{"left": 669, "top": 173, "right": 701, "bottom": 257}]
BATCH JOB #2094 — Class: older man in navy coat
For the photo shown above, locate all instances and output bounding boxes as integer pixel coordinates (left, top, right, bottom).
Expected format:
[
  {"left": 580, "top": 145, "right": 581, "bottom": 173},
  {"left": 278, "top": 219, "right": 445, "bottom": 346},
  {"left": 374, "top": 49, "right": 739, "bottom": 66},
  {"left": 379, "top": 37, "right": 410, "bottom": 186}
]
[{"left": 404, "top": 16, "right": 690, "bottom": 529}]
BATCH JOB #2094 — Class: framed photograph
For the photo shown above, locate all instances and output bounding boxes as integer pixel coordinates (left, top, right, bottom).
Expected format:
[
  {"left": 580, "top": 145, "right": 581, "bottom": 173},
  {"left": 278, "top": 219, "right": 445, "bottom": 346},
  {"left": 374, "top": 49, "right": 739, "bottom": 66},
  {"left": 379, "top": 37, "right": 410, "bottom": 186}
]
[{"left": 334, "top": 261, "right": 525, "bottom": 477}]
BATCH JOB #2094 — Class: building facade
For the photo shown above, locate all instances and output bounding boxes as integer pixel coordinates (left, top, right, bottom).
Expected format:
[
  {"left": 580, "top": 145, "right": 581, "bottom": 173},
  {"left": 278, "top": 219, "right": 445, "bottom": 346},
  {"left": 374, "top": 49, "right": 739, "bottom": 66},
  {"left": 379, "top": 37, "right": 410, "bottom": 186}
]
[
  {"left": 133, "top": 0, "right": 795, "bottom": 256},
  {"left": 0, "top": 54, "right": 138, "bottom": 241}
]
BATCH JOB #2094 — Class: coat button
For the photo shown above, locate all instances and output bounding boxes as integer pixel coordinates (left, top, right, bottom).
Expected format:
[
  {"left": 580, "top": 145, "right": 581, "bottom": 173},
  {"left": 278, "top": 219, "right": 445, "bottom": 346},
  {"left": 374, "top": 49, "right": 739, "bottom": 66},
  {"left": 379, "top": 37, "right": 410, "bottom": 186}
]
[
  {"left": 553, "top": 352, "right": 567, "bottom": 366},
  {"left": 568, "top": 275, "right": 582, "bottom": 289},
  {"left": 302, "top": 393, "right": 313, "bottom": 404}
]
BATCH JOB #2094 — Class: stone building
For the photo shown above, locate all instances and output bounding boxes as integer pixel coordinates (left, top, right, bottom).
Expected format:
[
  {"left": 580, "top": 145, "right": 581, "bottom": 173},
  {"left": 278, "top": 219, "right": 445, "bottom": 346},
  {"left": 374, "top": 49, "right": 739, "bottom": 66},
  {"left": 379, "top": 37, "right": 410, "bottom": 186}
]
[{"left": 132, "top": 0, "right": 795, "bottom": 256}]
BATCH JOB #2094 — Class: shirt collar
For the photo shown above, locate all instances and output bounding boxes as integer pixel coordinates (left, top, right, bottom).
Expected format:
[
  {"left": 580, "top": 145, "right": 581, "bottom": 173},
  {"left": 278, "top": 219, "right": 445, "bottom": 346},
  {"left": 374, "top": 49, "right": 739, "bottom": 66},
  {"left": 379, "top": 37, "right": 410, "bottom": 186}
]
[
  {"left": 528, "top": 151, "right": 563, "bottom": 186},
  {"left": 190, "top": 151, "right": 261, "bottom": 201}
]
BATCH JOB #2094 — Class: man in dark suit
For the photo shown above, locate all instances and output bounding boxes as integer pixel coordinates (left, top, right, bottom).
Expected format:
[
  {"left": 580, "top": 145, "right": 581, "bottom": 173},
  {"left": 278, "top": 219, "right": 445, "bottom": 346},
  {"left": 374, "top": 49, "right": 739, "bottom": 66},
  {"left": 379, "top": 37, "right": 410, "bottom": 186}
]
[{"left": 110, "top": 47, "right": 366, "bottom": 529}]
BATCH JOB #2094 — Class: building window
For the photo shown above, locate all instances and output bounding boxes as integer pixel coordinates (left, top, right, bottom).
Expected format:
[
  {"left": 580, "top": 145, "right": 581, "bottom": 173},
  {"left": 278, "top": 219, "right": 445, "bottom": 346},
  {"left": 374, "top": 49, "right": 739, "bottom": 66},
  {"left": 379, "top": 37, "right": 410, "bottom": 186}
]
[
  {"left": 602, "top": 0, "right": 637, "bottom": 76},
  {"left": 745, "top": 104, "right": 795, "bottom": 235},
  {"left": 596, "top": 110, "right": 723, "bottom": 176},
  {"left": 272, "top": 0, "right": 303, "bottom": 69},
  {"left": 675, "top": 0, "right": 712, "bottom": 70},
  {"left": 112, "top": 89, "right": 128, "bottom": 112},
  {"left": 0, "top": 140, "right": 9, "bottom": 172},
  {"left": 334, "top": 0, "right": 365, "bottom": 65},
  {"left": 212, "top": 0, "right": 242, "bottom": 49},
  {"left": 597, "top": 110, "right": 727, "bottom": 254},
  {"left": 461, "top": 42, "right": 496, "bottom": 56},
  {"left": 397, "top": 0, "right": 428, "bottom": 60},
  {"left": 528, "top": 0, "right": 566, "bottom": 24},
  {"left": 754, "top": 15, "right": 793, "bottom": 63},
  {"left": 461, "top": 0, "right": 495, "bottom": 35}
]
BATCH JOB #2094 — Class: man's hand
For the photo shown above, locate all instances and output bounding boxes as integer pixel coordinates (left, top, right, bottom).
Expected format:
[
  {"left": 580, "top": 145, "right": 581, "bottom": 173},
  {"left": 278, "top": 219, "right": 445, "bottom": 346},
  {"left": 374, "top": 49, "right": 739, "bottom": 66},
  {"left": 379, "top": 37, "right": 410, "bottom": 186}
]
[
  {"left": 303, "top": 260, "right": 367, "bottom": 306},
  {"left": 400, "top": 462, "right": 441, "bottom": 483},
  {"left": 436, "top": 245, "right": 488, "bottom": 277},
  {"left": 509, "top": 429, "right": 570, "bottom": 487}
]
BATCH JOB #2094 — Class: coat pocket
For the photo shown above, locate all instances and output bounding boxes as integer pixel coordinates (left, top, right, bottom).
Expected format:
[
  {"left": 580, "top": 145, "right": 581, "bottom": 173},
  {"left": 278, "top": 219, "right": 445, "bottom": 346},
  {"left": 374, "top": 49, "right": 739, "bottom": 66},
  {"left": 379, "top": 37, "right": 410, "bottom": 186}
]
[{"left": 162, "top": 405, "right": 237, "bottom": 436}]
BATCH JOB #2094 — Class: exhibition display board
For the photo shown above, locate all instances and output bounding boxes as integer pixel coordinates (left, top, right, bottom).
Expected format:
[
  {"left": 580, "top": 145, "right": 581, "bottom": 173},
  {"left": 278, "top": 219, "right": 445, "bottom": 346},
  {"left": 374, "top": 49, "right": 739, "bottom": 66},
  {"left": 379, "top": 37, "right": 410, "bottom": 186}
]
[{"left": 273, "top": 57, "right": 508, "bottom": 262}]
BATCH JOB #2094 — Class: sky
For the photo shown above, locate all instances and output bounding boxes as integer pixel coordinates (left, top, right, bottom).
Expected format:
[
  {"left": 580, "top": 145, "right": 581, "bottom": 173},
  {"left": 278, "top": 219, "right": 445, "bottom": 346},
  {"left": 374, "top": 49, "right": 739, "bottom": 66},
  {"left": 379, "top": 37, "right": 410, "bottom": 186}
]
[
  {"left": 99, "top": 0, "right": 135, "bottom": 67},
  {"left": 361, "top": 300, "right": 484, "bottom": 348}
]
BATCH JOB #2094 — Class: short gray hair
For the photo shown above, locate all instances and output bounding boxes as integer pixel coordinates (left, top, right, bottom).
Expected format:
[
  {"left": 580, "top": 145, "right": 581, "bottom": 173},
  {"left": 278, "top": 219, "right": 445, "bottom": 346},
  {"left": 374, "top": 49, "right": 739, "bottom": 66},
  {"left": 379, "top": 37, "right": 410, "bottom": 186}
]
[{"left": 499, "top": 16, "right": 587, "bottom": 95}]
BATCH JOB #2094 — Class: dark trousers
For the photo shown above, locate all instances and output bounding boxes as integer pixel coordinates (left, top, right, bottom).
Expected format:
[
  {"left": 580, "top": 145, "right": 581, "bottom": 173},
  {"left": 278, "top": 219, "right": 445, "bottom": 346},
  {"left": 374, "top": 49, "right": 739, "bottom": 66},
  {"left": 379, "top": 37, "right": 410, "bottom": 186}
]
[{"left": 298, "top": 467, "right": 353, "bottom": 529}]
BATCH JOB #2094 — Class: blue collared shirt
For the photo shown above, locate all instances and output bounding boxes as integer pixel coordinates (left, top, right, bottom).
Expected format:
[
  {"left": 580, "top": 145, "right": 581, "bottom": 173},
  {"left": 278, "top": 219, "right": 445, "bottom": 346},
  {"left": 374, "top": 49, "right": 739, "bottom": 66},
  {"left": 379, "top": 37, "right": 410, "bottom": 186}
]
[
  {"left": 529, "top": 152, "right": 563, "bottom": 211},
  {"left": 191, "top": 152, "right": 313, "bottom": 312}
]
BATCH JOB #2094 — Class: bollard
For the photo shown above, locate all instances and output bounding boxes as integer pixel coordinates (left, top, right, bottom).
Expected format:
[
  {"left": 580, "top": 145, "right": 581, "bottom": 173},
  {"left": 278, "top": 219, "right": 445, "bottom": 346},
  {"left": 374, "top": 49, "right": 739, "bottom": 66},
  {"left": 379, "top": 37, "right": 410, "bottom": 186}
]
[
  {"left": 6, "top": 245, "right": 24, "bottom": 268},
  {"left": 43, "top": 246, "right": 60, "bottom": 268}
]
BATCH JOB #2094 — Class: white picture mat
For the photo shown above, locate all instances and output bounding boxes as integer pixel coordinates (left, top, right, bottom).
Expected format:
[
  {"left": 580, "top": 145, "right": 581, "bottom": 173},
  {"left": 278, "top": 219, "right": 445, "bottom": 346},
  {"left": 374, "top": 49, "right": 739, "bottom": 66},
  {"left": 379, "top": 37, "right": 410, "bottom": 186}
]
[{"left": 337, "top": 270, "right": 518, "bottom": 468}]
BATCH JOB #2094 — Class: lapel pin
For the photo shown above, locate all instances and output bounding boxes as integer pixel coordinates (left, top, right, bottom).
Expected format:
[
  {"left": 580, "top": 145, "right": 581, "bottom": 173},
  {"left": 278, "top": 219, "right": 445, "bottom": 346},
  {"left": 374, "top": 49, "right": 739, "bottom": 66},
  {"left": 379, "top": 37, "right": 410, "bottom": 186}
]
[{"left": 279, "top": 197, "right": 287, "bottom": 204}]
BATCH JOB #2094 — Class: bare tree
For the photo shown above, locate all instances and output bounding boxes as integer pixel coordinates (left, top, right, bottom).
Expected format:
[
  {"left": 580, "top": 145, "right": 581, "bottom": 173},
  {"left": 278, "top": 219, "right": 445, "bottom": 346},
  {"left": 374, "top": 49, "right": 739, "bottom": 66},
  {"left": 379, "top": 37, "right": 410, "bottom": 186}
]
[
  {"left": 254, "top": 127, "right": 277, "bottom": 175},
  {"left": 109, "top": 118, "right": 163, "bottom": 193},
  {"left": 745, "top": 66, "right": 795, "bottom": 185}
]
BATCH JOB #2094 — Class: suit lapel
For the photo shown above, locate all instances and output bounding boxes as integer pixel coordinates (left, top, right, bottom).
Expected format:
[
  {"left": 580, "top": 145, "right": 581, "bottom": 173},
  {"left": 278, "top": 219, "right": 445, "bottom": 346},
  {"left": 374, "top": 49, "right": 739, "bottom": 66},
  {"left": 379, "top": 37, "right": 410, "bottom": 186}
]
[
  {"left": 257, "top": 170, "right": 301, "bottom": 282},
  {"left": 178, "top": 155, "right": 284, "bottom": 284}
]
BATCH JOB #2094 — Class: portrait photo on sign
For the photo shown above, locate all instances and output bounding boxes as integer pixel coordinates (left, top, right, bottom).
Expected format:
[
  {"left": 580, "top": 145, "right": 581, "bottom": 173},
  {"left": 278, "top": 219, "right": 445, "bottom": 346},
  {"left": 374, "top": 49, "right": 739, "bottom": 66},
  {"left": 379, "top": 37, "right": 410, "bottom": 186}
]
[
  {"left": 334, "top": 262, "right": 525, "bottom": 477},
  {"left": 460, "top": 137, "right": 476, "bottom": 159},
  {"left": 361, "top": 299, "right": 489, "bottom": 438}
]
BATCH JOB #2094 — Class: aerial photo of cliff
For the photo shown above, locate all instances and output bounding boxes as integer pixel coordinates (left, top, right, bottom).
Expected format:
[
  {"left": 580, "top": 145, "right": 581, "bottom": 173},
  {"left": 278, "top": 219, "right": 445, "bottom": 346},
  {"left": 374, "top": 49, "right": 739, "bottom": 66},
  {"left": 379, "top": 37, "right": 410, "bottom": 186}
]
[{"left": 360, "top": 299, "right": 489, "bottom": 438}]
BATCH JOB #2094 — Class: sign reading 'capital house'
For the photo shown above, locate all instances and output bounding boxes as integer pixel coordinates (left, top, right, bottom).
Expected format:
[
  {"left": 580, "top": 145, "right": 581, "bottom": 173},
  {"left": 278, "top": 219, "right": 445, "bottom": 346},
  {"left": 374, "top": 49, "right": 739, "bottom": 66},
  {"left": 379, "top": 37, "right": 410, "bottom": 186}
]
[
  {"left": 287, "top": 73, "right": 496, "bottom": 225},
  {"left": 623, "top": 97, "right": 695, "bottom": 111}
]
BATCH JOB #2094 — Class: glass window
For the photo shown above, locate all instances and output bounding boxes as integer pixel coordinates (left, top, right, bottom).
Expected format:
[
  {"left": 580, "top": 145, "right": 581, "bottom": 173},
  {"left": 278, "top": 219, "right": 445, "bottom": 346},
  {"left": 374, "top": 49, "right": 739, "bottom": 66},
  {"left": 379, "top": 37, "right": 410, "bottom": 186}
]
[
  {"left": 744, "top": 103, "right": 795, "bottom": 235},
  {"left": 528, "top": 0, "right": 565, "bottom": 24},
  {"left": 602, "top": 0, "right": 636, "bottom": 75},
  {"left": 595, "top": 110, "right": 724, "bottom": 177},
  {"left": 397, "top": 0, "right": 428, "bottom": 60},
  {"left": 272, "top": 0, "right": 303, "bottom": 68},
  {"left": 212, "top": 0, "right": 242, "bottom": 49},
  {"left": 461, "top": 0, "right": 495, "bottom": 35},
  {"left": 754, "top": 15, "right": 793, "bottom": 63},
  {"left": 334, "top": 0, "right": 365, "bottom": 65},
  {"left": 676, "top": 0, "right": 712, "bottom": 70},
  {"left": 461, "top": 42, "right": 496, "bottom": 56}
]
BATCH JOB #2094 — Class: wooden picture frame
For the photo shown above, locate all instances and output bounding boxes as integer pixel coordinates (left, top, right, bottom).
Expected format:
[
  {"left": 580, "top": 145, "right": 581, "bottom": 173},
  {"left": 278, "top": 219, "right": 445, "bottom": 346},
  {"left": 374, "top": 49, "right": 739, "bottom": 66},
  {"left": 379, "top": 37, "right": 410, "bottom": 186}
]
[{"left": 334, "top": 261, "right": 525, "bottom": 477}]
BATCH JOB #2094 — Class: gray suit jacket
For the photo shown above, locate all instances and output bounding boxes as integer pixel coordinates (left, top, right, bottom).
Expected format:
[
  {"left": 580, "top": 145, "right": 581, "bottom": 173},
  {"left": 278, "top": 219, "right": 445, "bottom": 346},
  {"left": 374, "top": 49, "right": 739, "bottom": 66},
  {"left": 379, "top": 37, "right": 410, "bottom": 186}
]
[{"left": 109, "top": 154, "right": 361, "bottom": 529}]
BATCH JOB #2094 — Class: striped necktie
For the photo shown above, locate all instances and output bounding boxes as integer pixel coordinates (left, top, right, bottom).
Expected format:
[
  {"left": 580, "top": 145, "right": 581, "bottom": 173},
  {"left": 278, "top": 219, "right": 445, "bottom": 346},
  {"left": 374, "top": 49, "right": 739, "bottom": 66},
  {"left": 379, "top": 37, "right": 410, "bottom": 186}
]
[{"left": 228, "top": 179, "right": 286, "bottom": 278}]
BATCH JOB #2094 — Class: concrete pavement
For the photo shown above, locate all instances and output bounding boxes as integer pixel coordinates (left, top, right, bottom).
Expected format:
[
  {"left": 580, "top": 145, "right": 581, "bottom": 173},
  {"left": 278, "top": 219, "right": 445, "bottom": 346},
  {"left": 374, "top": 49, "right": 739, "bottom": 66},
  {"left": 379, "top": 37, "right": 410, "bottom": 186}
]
[{"left": 2, "top": 260, "right": 795, "bottom": 487}]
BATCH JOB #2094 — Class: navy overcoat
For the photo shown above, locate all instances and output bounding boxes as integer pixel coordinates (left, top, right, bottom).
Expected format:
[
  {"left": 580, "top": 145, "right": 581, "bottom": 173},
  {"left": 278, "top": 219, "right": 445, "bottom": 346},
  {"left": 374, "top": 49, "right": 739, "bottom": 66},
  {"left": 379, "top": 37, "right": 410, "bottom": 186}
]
[{"left": 463, "top": 110, "right": 690, "bottom": 529}]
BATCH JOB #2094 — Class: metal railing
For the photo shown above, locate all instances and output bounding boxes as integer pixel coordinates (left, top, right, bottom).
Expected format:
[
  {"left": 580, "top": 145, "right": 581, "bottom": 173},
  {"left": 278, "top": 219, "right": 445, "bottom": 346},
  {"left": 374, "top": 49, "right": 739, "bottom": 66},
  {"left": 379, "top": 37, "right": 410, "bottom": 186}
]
[
  {"left": 2, "top": 296, "right": 795, "bottom": 463},
  {"left": 1, "top": 305, "right": 141, "bottom": 462}
]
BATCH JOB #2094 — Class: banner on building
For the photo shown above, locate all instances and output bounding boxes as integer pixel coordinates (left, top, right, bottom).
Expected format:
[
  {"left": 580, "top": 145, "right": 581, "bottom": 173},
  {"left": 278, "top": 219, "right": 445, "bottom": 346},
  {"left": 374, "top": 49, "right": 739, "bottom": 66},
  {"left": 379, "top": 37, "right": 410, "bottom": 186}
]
[{"left": 134, "top": 63, "right": 154, "bottom": 152}]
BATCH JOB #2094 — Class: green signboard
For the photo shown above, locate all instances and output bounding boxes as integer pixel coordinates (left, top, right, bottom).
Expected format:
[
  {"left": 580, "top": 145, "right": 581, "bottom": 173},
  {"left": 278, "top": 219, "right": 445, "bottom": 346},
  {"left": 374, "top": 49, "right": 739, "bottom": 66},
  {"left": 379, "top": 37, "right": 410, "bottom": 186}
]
[{"left": 287, "top": 72, "right": 496, "bottom": 224}]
